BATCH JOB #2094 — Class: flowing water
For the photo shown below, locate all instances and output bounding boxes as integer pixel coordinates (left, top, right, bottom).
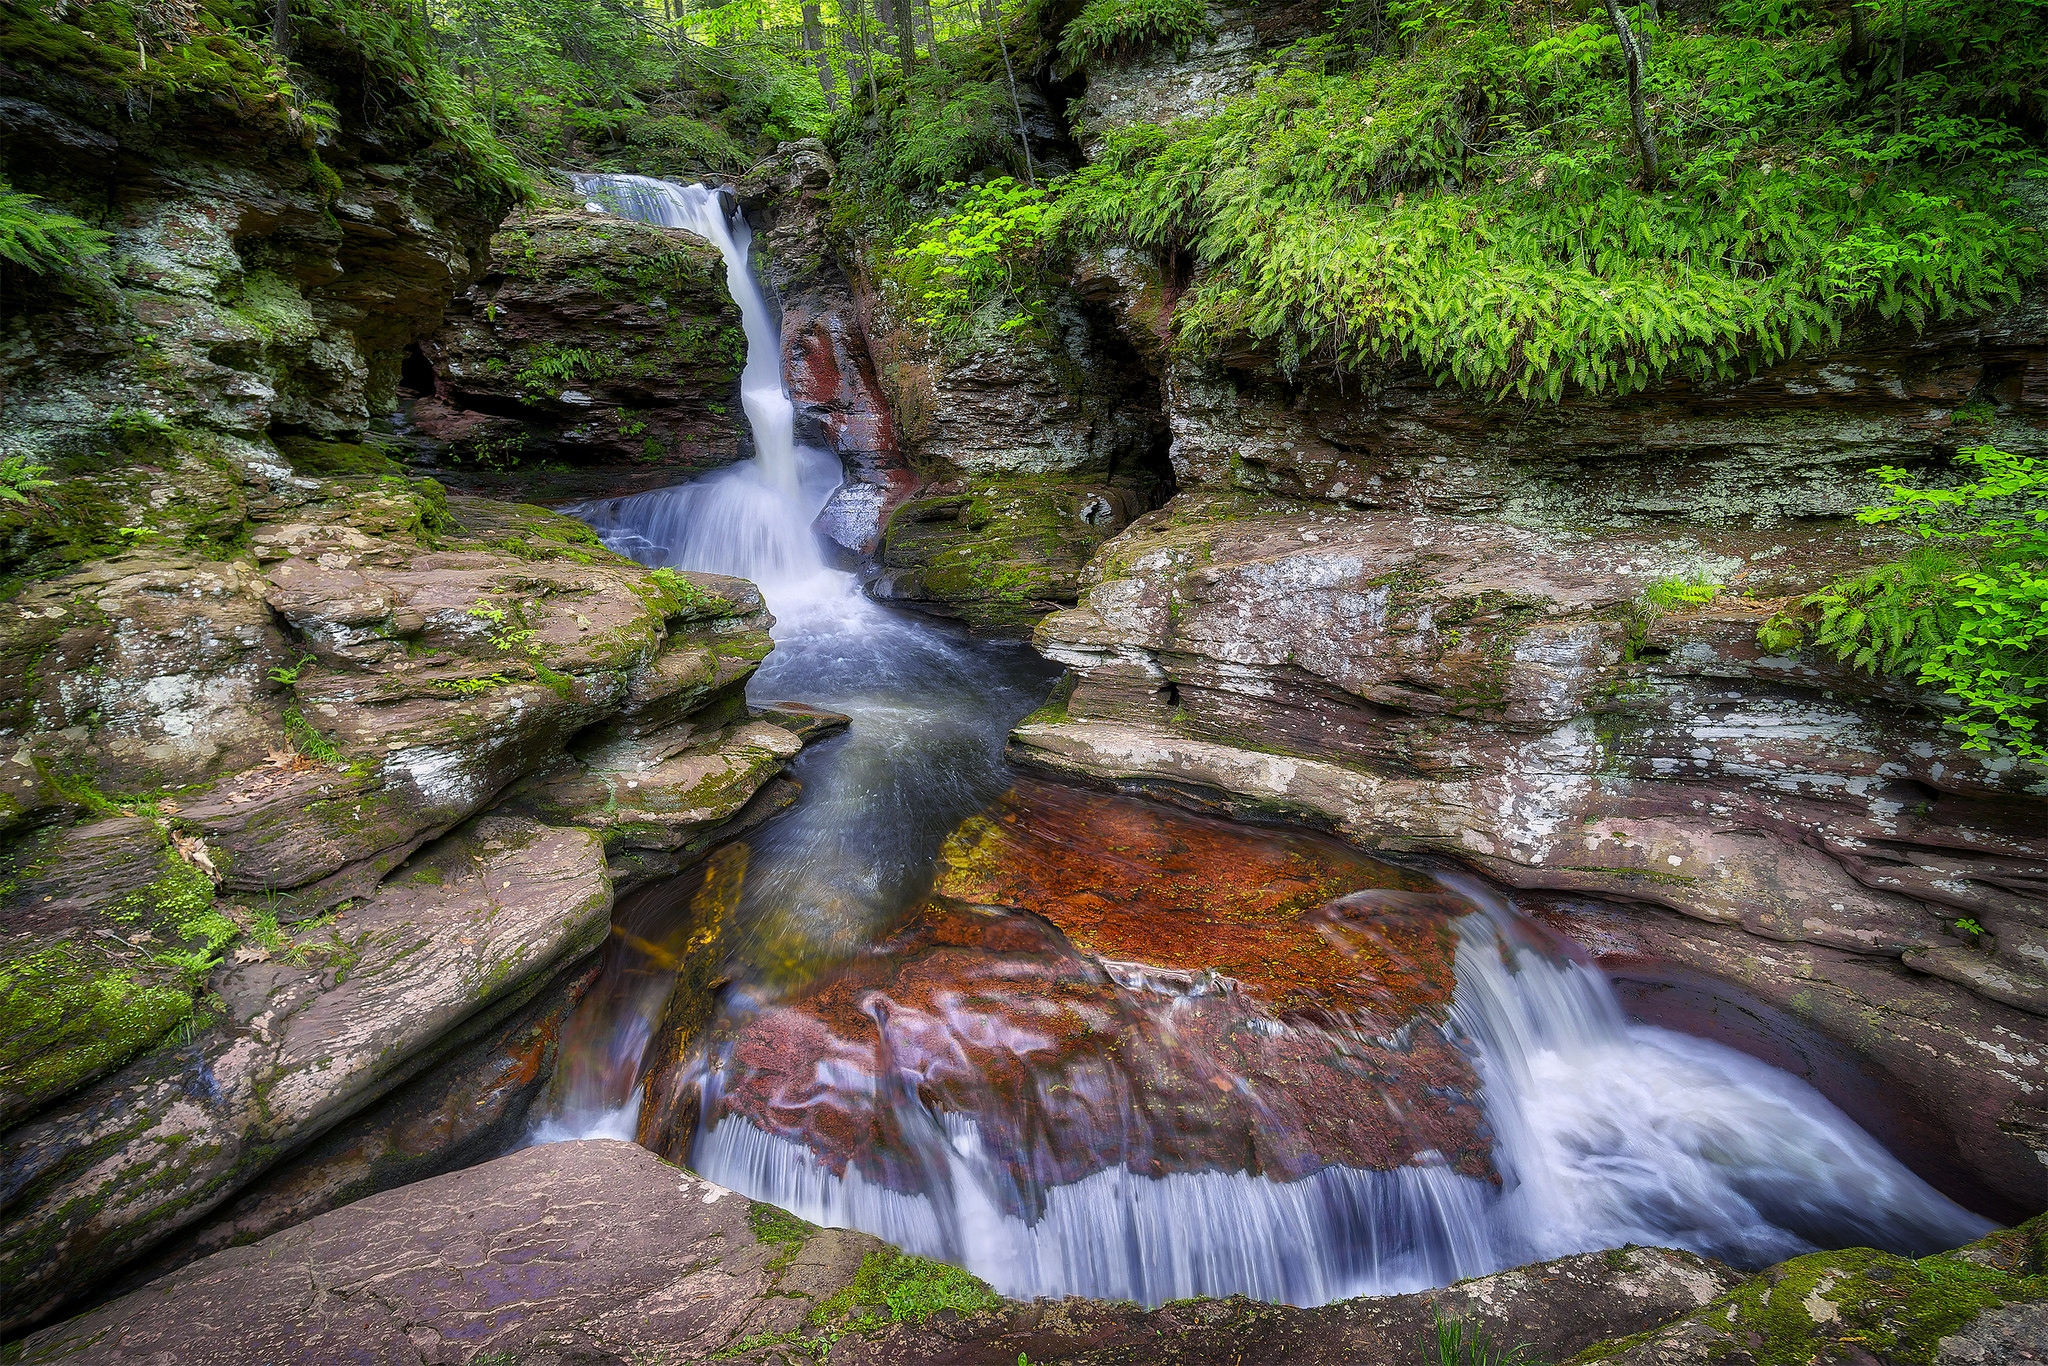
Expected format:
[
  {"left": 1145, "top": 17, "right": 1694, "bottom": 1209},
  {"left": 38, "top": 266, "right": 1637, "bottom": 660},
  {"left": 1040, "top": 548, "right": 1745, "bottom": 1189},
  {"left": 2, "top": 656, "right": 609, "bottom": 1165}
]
[{"left": 530, "top": 174, "right": 1995, "bottom": 1307}]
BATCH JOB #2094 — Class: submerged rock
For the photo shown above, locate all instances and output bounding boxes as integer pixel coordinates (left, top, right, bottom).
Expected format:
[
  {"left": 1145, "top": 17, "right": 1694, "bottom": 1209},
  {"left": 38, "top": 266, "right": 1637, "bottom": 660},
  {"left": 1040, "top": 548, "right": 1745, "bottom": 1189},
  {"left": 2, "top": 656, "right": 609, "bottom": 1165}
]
[
  {"left": 648, "top": 783, "right": 1490, "bottom": 1215},
  {"left": 19, "top": 1137, "right": 1756, "bottom": 1366}
]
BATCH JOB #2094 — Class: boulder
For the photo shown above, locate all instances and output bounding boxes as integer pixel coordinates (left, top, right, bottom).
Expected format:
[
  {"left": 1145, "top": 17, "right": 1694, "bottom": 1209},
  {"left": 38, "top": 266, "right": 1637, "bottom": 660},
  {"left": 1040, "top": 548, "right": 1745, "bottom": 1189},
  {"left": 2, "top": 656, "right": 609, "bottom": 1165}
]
[
  {"left": 0, "top": 815, "right": 609, "bottom": 1334},
  {"left": 18, "top": 1138, "right": 1750, "bottom": 1366},
  {"left": 412, "top": 205, "right": 752, "bottom": 496}
]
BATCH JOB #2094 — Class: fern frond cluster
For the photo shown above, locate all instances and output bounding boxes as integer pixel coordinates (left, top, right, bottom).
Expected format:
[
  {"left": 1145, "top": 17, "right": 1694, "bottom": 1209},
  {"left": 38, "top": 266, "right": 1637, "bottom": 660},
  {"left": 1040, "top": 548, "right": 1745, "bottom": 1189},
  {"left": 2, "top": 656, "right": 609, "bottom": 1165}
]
[{"left": 1810, "top": 448, "right": 2048, "bottom": 766}]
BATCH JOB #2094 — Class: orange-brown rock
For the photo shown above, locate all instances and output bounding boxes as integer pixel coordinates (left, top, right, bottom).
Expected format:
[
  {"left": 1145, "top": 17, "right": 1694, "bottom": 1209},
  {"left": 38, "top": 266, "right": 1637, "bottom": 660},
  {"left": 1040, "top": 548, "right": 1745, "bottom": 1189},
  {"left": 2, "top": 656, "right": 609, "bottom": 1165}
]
[{"left": 933, "top": 778, "right": 1456, "bottom": 1020}]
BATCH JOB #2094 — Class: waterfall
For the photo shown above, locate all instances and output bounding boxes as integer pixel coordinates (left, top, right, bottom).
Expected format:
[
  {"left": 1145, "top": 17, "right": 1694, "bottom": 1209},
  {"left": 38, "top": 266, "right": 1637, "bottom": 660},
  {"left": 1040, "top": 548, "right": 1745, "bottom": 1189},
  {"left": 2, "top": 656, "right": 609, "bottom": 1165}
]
[
  {"left": 531, "top": 174, "right": 1994, "bottom": 1310},
  {"left": 573, "top": 174, "right": 802, "bottom": 497},
  {"left": 684, "top": 887, "right": 1990, "bottom": 1306}
]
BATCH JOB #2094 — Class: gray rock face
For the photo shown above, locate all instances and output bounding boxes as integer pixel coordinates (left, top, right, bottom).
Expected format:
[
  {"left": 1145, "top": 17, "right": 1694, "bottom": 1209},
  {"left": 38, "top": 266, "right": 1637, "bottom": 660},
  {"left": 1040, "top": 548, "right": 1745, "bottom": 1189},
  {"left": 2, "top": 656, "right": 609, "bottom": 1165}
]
[
  {"left": 20, "top": 1138, "right": 1745, "bottom": 1366},
  {"left": 1018, "top": 490, "right": 2048, "bottom": 1212},
  {"left": 0, "top": 816, "right": 610, "bottom": 1333}
]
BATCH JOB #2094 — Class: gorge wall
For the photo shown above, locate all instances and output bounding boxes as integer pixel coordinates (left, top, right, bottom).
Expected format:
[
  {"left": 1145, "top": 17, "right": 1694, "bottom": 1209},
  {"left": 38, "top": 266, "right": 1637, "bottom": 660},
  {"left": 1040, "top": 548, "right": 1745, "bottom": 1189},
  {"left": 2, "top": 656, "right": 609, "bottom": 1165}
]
[
  {"left": 722, "top": 3, "right": 2048, "bottom": 1224},
  {"left": 0, "top": 9, "right": 833, "bottom": 1335}
]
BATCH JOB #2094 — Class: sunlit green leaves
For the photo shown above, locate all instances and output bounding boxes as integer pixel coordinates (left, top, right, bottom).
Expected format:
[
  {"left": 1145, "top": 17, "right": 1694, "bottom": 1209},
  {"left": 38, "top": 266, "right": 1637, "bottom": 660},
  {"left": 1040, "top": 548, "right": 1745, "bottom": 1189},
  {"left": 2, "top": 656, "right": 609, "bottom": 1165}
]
[{"left": 1812, "top": 448, "right": 2048, "bottom": 766}]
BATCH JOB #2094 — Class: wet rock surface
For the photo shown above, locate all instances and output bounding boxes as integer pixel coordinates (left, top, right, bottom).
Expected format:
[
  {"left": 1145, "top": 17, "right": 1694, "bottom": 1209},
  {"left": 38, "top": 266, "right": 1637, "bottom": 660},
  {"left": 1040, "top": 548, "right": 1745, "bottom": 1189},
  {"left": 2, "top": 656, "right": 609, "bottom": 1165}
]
[
  {"left": 741, "top": 141, "right": 919, "bottom": 562},
  {"left": 652, "top": 784, "right": 1490, "bottom": 1207},
  {"left": 0, "top": 815, "right": 609, "bottom": 1332},
  {"left": 0, "top": 482, "right": 834, "bottom": 1332},
  {"left": 1016, "top": 487, "right": 2048, "bottom": 1214},
  {"left": 20, "top": 1137, "right": 1757, "bottom": 1366},
  {"left": 411, "top": 205, "right": 751, "bottom": 498}
]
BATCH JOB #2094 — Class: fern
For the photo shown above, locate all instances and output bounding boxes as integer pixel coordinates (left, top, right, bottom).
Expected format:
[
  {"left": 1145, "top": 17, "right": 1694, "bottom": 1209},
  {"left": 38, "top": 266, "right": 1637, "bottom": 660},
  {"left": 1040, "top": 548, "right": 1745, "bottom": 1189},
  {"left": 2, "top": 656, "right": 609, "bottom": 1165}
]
[
  {"left": 0, "top": 181, "right": 109, "bottom": 279},
  {"left": 1808, "top": 447, "right": 2048, "bottom": 766}
]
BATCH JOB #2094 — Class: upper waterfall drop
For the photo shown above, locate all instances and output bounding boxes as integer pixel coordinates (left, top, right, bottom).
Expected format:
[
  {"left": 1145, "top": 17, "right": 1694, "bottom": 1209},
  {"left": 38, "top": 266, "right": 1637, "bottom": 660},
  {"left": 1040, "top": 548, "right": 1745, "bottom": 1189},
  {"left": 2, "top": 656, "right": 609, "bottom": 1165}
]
[
  {"left": 571, "top": 173, "right": 802, "bottom": 500},
  {"left": 566, "top": 173, "right": 842, "bottom": 596}
]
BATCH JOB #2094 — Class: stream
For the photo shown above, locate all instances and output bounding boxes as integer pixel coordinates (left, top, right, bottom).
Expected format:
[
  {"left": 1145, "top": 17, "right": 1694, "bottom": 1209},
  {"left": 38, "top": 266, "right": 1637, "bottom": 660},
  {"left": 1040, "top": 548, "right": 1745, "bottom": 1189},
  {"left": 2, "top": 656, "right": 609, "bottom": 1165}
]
[{"left": 527, "top": 175, "right": 1994, "bottom": 1309}]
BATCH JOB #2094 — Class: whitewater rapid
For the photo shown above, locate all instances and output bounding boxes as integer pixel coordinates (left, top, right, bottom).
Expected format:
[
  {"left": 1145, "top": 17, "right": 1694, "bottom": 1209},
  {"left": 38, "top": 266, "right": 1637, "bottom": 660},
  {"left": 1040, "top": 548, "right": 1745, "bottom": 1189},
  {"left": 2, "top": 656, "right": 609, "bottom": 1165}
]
[{"left": 528, "top": 174, "right": 1994, "bottom": 1307}]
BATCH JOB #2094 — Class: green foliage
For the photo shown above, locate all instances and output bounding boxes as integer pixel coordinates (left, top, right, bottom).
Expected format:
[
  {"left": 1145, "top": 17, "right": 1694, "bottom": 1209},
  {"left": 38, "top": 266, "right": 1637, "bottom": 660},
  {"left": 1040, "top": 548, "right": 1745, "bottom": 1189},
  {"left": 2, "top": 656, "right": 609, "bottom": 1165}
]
[
  {"left": 1809, "top": 446, "right": 2048, "bottom": 765},
  {"left": 1058, "top": 0, "right": 1212, "bottom": 69},
  {"left": 1756, "top": 611, "right": 1807, "bottom": 653},
  {"left": 284, "top": 704, "right": 348, "bottom": 766},
  {"left": 1428, "top": 1308, "right": 1539, "bottom": 1366},
  {"left": 892, "top": 177, "right": 1056, "bottom": 334},
  {"left": 1034, "top": 0, "right": 2047, "bottom": 398},
  {"left": 0, "top": 452, "right": 59, "bottom": 505},
  {"left": 0, "top": 179, "right": 109, "bottom": 280},
  {"left": 267, "top": 653, "right": 318, "bottom": 688},
  {"left": 432, "top": 0, "right": 828, "bottom": 176},
  {"left": 467, "top": 595, "right": 539, "bottom": 651},
  {"left": 1955, "top": 916, "right": 1985, "bottom": 937},
  {"left": 1642, "top": 574, "right": 1721, "bottom": 610},
  {"left": 808, "top": 1247, "right": 1003, "bottom": 1333},
  {"left": 516, "top": 343, "right": 609, "bottom": 393}
]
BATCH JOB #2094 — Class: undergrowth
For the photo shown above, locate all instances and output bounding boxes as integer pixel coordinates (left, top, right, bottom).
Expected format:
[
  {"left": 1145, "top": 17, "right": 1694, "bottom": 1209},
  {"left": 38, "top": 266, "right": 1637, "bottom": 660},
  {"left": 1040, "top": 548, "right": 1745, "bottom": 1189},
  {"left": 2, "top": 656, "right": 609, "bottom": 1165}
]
[
  {"left": 1807, "top": 445, "right": 2047, "bottom": 767},
  {"left": 878, "top": 0, "right": 2046, "bottom": 398}
]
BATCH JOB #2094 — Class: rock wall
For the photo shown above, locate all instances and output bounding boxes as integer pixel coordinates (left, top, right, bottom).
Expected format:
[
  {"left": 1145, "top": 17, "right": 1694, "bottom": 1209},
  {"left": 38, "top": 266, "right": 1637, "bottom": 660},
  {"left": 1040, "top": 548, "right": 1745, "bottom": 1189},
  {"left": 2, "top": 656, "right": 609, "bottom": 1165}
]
[
  {"left": 954, "top": 3, "right": 2048, "bottom": 1221},
  {"left": 0, "top": 16, "right": 829, "bottom": 1335},
  {"left": 1015, "top": 333, "right": 2048, "bottom": 1214},
  {"left": 410, "top": 203, "right": 753, "bottom": 502}
]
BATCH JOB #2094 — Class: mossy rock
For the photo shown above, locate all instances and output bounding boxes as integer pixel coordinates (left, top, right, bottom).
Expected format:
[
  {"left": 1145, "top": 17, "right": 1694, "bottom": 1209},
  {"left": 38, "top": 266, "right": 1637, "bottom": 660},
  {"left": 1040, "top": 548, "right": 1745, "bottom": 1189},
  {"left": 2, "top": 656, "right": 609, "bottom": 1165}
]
[{"left": 275, "top": 436, "right": 406, "bottom": 479}]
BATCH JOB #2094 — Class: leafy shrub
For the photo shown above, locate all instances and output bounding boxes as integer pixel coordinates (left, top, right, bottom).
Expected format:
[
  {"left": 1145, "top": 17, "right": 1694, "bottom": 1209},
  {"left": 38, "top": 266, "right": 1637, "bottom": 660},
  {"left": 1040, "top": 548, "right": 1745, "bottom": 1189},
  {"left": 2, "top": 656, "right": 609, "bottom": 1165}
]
[
  {"left": 1808, "top": 446, "right": 2048, "bottom": 766},
  {"left": 1058, "top": 0, "right": 1215, "bottom": 68},
  {"left": 1049, "top": 0, "right": 2047, "bottom": 399},
  {"left": 0, "top": 180, "right": 109, "bottom": 280},
  {"left": 891, "top": 177, "right": 1057, "bottom": 333}
]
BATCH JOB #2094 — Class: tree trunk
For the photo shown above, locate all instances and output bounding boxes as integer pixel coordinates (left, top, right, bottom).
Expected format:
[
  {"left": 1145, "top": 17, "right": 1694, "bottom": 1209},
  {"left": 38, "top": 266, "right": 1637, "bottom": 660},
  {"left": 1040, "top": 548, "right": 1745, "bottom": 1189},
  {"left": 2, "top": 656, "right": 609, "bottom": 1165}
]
[
  {"left": 1893, "top": 0, "right": 1908, "bottom": 135},
  {"left": 1602, "top": 0, "right": 1659, "bottom": 185},
  {"left": 891, "top": 0, "right": 918, "bottom": 74},
  {"left": 991, "top": 0, "right": 1034, "bottom": 186},
  {"left": 1846, "top": 0, "right": 1869, "bottom": 64},
  {"left": 803, "top": 2, "right": 838, "bottom": 109},
  {"left": 271, "top": 0, "right": 290, "bottom": 54},
  {"left": 850, "top": 0, "right": 880, "bottom": 106}
]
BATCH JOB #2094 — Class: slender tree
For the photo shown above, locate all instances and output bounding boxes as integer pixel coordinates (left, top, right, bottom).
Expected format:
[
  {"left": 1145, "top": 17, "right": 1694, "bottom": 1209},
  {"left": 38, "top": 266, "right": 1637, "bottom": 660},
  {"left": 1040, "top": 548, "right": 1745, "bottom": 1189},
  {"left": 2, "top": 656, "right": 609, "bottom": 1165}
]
[
  {"left": 990, "top": 0, "right": 1034, "bottom": 186},
  {"left": 1892, "top": 0, "right": 1909, "bottom": 134},
  {"left": 889, "top": 0, "right": 918, "bottom": 74},
  {"left": 802, "top": 1, "right": 838, "bottom": 108},
  {"left": 1602, "top": 0, "right": 1659, "bottom": 184}
]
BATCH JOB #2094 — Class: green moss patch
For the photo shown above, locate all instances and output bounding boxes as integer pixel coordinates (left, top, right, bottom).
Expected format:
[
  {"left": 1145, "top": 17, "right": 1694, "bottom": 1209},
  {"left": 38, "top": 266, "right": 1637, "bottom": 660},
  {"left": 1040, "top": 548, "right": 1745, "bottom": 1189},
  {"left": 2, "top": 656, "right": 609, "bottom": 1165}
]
[
  {"left": 808, "top": 1246, "right": 1004, "bottom": 1334},
  {"left": 0, "top": 943, "right": 191, "bottom": 1117}
]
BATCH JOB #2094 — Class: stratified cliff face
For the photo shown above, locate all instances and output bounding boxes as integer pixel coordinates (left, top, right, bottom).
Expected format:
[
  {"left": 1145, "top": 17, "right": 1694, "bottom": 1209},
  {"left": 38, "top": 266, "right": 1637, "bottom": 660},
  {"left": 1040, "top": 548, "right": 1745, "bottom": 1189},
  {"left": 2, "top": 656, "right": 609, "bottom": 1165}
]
[
  {"left": 979, "top": 5, "right": 2048, "bottom": 1219},
  {"left": 0, "top": 11, "right": 825, "bottom": 1335}
]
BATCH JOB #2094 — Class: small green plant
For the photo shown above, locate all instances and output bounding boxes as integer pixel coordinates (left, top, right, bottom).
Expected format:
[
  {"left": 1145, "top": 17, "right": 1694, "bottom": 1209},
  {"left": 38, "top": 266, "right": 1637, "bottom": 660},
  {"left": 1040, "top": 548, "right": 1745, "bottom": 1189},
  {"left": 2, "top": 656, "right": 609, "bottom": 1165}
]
[
  {"left": 1808, "top": 446, "right": 2047, "bottom": 765},
  {"left": 438, "top": 673, "right": 514, "bottom": 697},
  {"left": 1426, "top": 1308, "right": 1539, "bottom": 1366},
  {"left": 283, "top": 706, "right": 347, "bottom": 767},
  {"left": 1955, "top": 917, "right": 1986, "bottom": 938},
  {"left": 1756, "top": 611, "right": 1807, "bottom": 654},
  {"left": 268, "top": 653, "right": 318, "bottom": 687},
  {"left": 467, "top": 597, "right": 538, "bottom": 652},
  {"left": 1642, "top": 574, "right": 1722, "bottom": 610},
  {"left": 0, "top": 179, "right": 110, "bottom": 279},
  {"left": 0, "top": 452, "right": 58, "bottom": 504}
]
